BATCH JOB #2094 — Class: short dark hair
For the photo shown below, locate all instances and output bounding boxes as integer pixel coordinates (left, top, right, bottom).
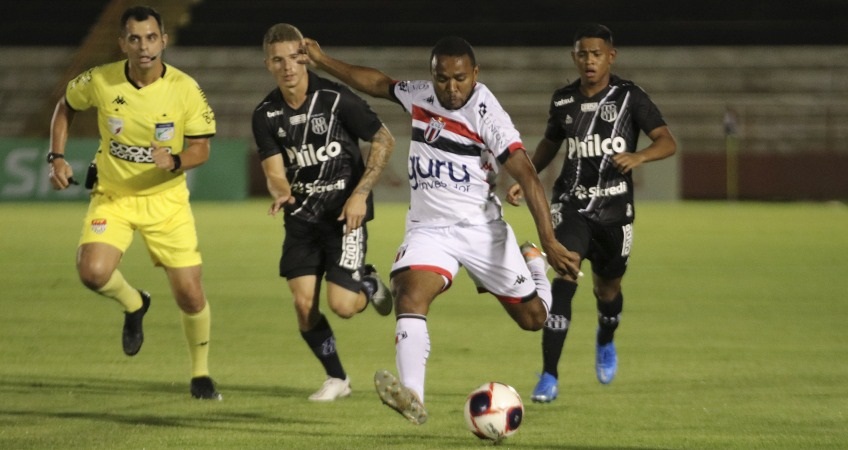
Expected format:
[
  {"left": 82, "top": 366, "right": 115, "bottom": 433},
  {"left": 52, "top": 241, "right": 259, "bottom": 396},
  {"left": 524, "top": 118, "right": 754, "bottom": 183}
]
[
  {"left": 430, "top": 36, "right": 477, "bottom": 68},
  {"left": 573, "top": 23, "right": 613, "bottom": 46},
  {"left": 120, "top": 6, "right": 164, "bottom": 34}
]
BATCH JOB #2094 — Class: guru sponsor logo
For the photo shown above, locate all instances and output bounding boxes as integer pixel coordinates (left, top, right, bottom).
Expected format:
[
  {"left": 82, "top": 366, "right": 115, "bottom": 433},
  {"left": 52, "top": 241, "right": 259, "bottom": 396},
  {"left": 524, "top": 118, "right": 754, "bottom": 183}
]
[
  {"left": 408, "top": 155, "right": 470, "bottom": 190},
  {"left": 566, "top": 134, "right": 627, "bottom": 159},
  {"left": 285, "top": 142, "right": 342, "bottom": 168}
]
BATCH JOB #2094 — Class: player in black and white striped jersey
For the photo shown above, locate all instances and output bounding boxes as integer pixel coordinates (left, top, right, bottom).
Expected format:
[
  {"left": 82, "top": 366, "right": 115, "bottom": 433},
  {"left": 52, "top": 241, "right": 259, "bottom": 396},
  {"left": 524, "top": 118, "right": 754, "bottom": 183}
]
[
  {"left": 507, "top": 23, "right": 677, "bottom": 401},
  {"left": 252, "top": 23, "right": 396, "bottom": 402}
]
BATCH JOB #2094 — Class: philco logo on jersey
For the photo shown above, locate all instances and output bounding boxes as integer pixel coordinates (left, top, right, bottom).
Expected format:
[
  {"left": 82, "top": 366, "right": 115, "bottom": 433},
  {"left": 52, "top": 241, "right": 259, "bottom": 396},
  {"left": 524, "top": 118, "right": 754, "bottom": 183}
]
[
  {"left": 109, "top": 140, "right": 172, "bottom": 163},
  {"left": 285, "top": 142, "right": 342, "bottom": 168},
  {"left": 600, "top": 103, "right": 618, "bottom": 122},
  {"left": 554, "top": 96, "right": 574, "bottom": 107},
  {"left": 408, "top": 155, "right": 470, "bottom": 190},
  {"left": 155, "top": 122, "right": 175, "bottom": 141},
  {"left": 566, "top": 134, "right": 627, "bottom": 159},
  {"left": 424, "top": 117, "right": 445, "bottom": 143},
  {"left": 581, "top": 102, "right": 598, "bottom": 112}
]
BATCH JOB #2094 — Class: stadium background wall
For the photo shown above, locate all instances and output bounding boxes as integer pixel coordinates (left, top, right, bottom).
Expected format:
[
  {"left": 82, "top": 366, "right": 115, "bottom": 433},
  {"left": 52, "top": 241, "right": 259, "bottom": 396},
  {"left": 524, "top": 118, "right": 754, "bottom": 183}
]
[{"left": 3, "top": 0, "right": 846, "bottom": 201}]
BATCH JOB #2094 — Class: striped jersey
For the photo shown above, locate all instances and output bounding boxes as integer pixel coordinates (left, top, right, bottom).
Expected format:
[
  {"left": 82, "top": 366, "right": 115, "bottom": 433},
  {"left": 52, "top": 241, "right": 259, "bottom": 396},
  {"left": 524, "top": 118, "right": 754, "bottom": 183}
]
[
  {"left": 64, "top": 60, "right": 216, "bottom": 196},
  {"left": 391, "top": 80, "right": 524, "bottom": 228},
  {"left": 545, "top": 75, "right": 667, "bottom": 225},
  {"left": 252, "top": 71, "right": 383, "bottom": 223}
]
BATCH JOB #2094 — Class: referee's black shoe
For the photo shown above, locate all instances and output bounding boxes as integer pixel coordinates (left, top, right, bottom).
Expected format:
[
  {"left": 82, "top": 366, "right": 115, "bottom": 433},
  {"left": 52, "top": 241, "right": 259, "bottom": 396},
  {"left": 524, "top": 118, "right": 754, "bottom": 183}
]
[
  {"left": 191, "top": 376, "right": 223, "bottom": 400},
  {"left": 122, "top": 290, "right": 151, "bottom": 356}
]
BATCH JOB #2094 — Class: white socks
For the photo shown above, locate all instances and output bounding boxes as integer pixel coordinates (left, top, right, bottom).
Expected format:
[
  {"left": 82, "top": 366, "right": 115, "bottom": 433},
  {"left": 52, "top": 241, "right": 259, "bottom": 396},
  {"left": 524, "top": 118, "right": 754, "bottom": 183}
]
[
  {"left": 395, "top": 315, "right": 430, "bottom": 403},
  {"left": 526, "top": 256, "right": 552, "bottom": 315}
]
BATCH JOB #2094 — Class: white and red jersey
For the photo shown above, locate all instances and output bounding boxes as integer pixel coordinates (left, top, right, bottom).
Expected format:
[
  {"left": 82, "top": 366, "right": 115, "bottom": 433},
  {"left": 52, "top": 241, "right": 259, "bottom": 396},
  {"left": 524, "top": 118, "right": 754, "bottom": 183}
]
[{"left": 390, "top": 80, "right": 525, "bottom": 229}]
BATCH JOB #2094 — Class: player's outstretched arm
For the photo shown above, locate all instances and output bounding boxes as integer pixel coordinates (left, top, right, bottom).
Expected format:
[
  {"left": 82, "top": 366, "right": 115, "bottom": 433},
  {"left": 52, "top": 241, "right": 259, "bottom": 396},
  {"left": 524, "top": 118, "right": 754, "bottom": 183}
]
[{"left": 301, "top": 38, "right": 395, "bottom": 100}]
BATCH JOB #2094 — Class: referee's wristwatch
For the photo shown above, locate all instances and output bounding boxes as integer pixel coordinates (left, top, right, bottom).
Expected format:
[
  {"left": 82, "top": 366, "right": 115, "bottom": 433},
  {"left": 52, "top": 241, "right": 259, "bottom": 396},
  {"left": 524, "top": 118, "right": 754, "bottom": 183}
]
[{"left": 46, "top": 152, "right": 65, "bottom": 163}]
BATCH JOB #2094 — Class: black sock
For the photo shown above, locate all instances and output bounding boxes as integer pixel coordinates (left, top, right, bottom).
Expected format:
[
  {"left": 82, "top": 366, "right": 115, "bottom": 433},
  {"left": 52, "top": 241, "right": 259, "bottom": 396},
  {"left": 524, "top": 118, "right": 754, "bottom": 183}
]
[
  {"left": 541, "top": 279, "right": 577, "bottom": 378},
  {"left": 596, "top": 292, "right": 623, "bottom": 345},
  {"left": 301, "top": 314, "right": 346, "bottom": 379}
]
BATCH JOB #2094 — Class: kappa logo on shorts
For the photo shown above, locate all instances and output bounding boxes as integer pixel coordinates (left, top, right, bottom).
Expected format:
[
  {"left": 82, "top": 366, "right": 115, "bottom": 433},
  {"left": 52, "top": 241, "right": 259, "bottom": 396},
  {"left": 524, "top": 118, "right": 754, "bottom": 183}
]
[{"left": 90, "top": 219, "right": 107, "bottom": 234}]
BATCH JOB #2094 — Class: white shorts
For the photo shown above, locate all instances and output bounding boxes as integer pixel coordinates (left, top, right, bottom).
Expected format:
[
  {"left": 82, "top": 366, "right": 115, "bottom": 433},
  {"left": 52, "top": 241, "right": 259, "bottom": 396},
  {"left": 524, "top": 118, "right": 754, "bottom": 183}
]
[{"left": 390, "top": 220, "right": 537, "bottom": 303}]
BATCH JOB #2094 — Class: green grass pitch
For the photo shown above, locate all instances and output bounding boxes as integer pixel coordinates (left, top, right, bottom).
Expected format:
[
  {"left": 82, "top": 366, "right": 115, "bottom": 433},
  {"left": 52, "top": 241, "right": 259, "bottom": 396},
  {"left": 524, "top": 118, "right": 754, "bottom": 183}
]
[{"left": 1, "top": 200, "right": 846, "bottom": 449}]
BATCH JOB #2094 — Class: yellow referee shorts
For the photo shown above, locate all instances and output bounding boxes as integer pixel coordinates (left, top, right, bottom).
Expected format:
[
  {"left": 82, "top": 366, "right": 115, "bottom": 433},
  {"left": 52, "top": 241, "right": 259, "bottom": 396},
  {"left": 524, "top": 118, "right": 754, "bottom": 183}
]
[{"left": 79, "top": 185, "right": 202, "bottom": 268}]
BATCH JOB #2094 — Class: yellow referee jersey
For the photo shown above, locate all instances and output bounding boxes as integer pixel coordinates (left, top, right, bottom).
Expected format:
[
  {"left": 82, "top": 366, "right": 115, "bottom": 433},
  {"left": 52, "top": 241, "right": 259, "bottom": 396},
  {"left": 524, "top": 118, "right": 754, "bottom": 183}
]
[{"left": 65, "top": 60, "right": 216, "bottom": 196}]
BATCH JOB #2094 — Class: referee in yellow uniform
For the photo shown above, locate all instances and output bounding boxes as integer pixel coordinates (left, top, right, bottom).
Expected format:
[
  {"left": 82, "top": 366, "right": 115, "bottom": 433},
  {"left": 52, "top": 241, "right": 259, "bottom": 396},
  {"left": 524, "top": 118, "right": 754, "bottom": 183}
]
[{"left": 48, "top": 5, "right": 221, "bottom": 400}]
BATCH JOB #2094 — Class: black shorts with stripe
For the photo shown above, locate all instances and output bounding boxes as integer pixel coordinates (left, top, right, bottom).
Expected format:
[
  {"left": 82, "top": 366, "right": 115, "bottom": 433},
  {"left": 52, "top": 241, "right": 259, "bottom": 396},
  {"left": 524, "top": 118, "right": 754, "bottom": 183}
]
[
  {"left": 279, "top": 215, "right": 368, "bottom": 293},
  {"left": 554, "top": 207, "right": 633, "bottom": 280}
]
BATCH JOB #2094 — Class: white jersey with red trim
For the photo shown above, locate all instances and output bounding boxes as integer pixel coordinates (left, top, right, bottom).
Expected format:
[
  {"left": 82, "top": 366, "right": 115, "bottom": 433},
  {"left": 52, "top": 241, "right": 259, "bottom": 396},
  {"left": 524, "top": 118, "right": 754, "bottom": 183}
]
[{"left": 391, "top": 80, "right": 524, "bottom": 229}]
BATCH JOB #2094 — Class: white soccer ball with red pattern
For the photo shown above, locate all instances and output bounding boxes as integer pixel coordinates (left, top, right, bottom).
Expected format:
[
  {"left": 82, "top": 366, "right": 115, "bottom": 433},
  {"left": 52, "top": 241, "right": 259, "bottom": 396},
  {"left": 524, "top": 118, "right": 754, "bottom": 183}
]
[{"left": 463, "top": 382, "right": 524, "bottom": 442}]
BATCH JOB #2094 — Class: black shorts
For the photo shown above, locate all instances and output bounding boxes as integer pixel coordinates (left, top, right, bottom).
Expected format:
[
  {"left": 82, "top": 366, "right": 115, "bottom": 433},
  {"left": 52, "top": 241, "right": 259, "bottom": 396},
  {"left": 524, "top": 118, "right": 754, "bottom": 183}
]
[
  {"left": 279, "top": 215, "right": 368, "bottom": 293},
  {"left": 553, "top": 206, "right": 633, "bottom": 279}
]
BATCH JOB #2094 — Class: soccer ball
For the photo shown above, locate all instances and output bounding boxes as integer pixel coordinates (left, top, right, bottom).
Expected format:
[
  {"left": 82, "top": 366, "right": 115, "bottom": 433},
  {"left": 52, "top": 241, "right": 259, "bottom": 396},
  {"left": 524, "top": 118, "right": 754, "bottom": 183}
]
[{"left": 463, "top": 382, "right": 524, "bottom": 442}]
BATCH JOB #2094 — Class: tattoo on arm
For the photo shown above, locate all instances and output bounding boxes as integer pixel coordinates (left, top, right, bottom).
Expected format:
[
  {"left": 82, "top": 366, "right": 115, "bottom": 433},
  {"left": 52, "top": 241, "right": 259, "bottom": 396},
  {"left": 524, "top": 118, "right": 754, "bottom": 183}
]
[{"left": 354, "top": 125, "right": 394, "bottom": 196}]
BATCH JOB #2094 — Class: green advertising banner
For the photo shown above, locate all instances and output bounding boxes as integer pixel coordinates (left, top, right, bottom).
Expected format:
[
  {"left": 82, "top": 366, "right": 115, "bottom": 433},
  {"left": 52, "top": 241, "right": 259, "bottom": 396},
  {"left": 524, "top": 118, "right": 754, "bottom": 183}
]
[{"left": 0, "top": 138, "right": 249, "bottom": 201}]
